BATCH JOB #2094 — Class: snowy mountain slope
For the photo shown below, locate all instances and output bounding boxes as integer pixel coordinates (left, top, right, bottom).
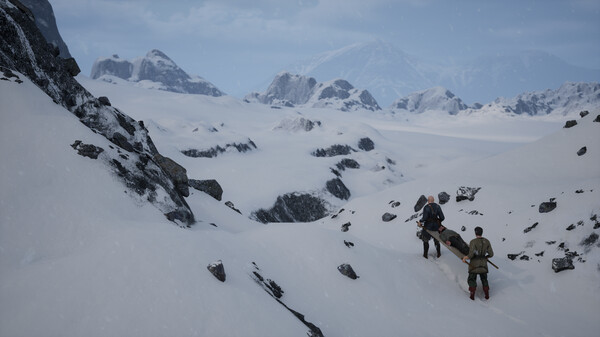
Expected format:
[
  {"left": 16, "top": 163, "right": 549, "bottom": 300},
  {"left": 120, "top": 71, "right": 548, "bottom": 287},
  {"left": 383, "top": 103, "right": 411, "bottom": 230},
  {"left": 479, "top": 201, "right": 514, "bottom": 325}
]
[
  {"left": 91, "top": 50, "right": 224, "bottom": 97},
  {"left": 245, "top": 72, "right": 381, "bottom": 112},
  {"left": 78, "top": 74, "right": 566, "bottom": 223},
  {"left": 2, "top": 70, "right": 599, "bottom": 336}
]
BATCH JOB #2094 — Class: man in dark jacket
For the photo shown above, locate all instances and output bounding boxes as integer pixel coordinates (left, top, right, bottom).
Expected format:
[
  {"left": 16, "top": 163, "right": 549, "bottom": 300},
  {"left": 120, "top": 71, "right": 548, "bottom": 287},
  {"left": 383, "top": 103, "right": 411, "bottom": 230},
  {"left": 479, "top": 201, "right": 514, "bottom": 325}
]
[
  {"left": 462, "top": 226, "right": 494, "bottom": 300},
  {"left": 437, "top": 225, "right": 470, "bottom": 255},
  {"left": 417, "top": 196, "right": 444, "bottom": 259}
]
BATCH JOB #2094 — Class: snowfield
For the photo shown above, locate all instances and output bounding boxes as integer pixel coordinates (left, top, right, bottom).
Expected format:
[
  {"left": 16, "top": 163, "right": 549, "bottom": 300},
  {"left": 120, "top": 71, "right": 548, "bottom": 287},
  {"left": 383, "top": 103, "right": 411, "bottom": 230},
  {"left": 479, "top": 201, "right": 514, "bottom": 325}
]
[{"left": 1, "top": 73, "right": 599, "bottom": 337}]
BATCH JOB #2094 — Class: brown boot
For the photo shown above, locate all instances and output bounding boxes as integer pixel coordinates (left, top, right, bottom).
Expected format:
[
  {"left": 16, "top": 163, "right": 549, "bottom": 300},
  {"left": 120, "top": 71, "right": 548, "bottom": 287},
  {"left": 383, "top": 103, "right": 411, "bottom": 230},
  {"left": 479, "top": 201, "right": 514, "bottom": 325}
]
[
  {"left": 483, "top": 286, "right": 490, "bottom": 299},
  {"left": 469, "top": 287, "right": 476, "bottom": 300}
]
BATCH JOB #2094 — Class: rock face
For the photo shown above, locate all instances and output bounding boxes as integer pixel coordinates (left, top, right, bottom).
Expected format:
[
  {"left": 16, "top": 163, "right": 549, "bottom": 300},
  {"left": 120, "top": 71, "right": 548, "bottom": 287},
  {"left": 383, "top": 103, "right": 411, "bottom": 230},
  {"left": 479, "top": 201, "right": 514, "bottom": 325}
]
[
  {"left": 91, "top": 50, "right": 224, "bottom": 96},
  {"left": 539, "top": 201, "right": 557, "bottom": 213},
  {"left": 390, "top": 86, "right": 468, "bottom": 115},
  {"left": 456, "top": 187, "right": 481, "bottom": 202},
  {"left": 552, "top": 257, "right": 574, "bottom": 273},
  {"left": 251, "top": 193, "right": 328, "bottom": 223},
  {"left": 189, "top": 179, "right": 223, "bottom": 201},
  {"left": 207, "top": 260, "right": 226, "bottom": 282},
  {"left": 358, "top": 137, "right": 375, "bottom": 151},
  {"left": 414, "top": 195, "right": 427, "bottom": 212},
  {"left": 326, "top": 178, "right": 351, "bottom": 200},
  {"left": 337, "top": 263, "right": 359, "bottom": 279},
  {"left": 245, "top": 72, "right": 381, "bottom": 112},
  {"left": 0, "top": 2, "right": 194, "bottom": 225}
]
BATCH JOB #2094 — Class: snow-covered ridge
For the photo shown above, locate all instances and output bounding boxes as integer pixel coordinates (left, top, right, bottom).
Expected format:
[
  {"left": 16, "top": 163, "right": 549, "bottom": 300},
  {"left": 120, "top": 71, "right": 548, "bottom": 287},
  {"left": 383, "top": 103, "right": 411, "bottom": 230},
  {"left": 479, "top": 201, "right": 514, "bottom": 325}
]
[
  {"left": 91, "top": 49, "right": 224, "bottom": 97},
  {"left": 390, "top": 82, "right": 599, "bottom": 116},
  {"left": 245, "top": 71, "right": 381, "bottom": 112}
]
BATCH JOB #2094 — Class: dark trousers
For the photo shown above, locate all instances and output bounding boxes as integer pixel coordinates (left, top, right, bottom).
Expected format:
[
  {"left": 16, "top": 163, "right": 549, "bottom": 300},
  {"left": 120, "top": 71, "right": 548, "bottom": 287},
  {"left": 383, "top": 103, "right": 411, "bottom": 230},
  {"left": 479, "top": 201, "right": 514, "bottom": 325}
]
[
  {"left": 468, "top": 273, "right": 488, "bottom": 288},
  {"left": 421, "top": 229, "right": 440, "bottom": 254}
]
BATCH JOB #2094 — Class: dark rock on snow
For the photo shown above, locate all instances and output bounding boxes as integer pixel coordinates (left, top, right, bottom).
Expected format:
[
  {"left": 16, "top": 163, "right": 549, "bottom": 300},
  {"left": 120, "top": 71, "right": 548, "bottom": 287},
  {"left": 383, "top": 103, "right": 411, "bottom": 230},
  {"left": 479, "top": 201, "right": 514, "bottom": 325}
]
[
  {"left": 312, "top": 144, "right": 355, "bottom": 157},
  {"left": 189, "top": 179, "right": 223, "bottom": 201},
  {"left": 579, "top": 110, "right": 589, "bottom": 118},
  {"left": 524, "top": 222, "right": 539, "bottom": 233},
  {"left": 336, "top": 158, "right": 360, "bottom": 171},
  {"left": 182, "top": 139, "right": 257, "bottom": 158},
  {"left": 566, "top": 224, "right": 576, "bottom": 231},
  {"left": 539, "top": 201, "right": 557, "bottom": 213},
  {"left": 225, "top": 201, "right": 242, "bottom": 214},
  {"left": 580, "top": 232, "right": 598, "bottom": 246},
  {"left": 414, "top": 195, "right": 428, "bottom": 212},
  {"left": 438, "top": 192, "right": 451, "bottom": 205},
  {"left": 358, "top": 137, "right": 375, "bottom": 151},
  {"left": 207, "top": 260, "right": 226, "bottom": 282},
  {"left": 507, "top": 251, "right": 524, "bottom": 260},
  {"left": 344, "top": 240, "right": 355, "bottom": 248},
  {"left": 552, "top": 257, "right": 575, "bottom": 273},
  {"left": 71, "top": 140, "right": 104, "bottom": 159},
  {"left": 154, "top": 154, "right": 189, "bottom": 197},
  {"left": 337, "top": 263, "right": 359, "bottom": 279},
  {"left": 382, "top": 212, "right": 397, "bottom": 222},
  {"left": 389, "top": 200, "right": 401, "bottom": 208},
  {"left": 341, "top": 222, "right": 351, "bottom": 232},
  {"left": 326, "top": 178, "right": 351, "bottom": 200},
  {"left": 97, "top": 96, "right": 111, "bottom": 106},
  {"left": 252, "top": 193, "right": 328, "bottom": 223},
  {"left": 594, "top": 115, "right": 600, "bottom": 123},
  {"left": 577, "top": 147, "right": 587, "bottom": 156},
  {"left": 456, "top": 187, "right": 481, "bottom": 202},
  {"left": 563, "top": 120, "right": 577, "bottom": 128}
]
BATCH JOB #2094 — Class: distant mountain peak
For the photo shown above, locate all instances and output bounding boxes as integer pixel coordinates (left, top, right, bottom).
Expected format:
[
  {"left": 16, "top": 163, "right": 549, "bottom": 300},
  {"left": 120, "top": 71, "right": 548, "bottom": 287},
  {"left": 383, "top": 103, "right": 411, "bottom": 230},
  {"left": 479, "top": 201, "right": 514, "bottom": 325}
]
[
  {"left": 245, "top": 72, "right": 380, "bottom": 112},
  {"left": 390, "top": 86, "right": 467, "bottom": 115},
  {"left": 91, "top": 50, "right": 224, "bottom": 96}
]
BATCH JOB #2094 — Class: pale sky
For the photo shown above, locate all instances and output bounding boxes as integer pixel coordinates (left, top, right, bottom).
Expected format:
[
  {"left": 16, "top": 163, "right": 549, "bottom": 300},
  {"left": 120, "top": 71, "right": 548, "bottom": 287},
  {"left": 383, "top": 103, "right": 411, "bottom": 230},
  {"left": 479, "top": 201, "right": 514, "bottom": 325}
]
[{"left": 51, "top": 0, "right": 600, "bottom": 97}]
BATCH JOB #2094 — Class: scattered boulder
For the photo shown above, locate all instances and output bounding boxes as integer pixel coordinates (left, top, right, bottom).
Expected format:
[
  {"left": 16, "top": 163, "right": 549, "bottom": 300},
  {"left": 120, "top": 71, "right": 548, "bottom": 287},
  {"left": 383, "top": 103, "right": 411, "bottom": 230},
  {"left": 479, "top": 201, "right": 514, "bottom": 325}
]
[
  {"left": 71, "top": 140, "right": 104, "bottom": 159},
  {"left": 552, "top": 257, "right": 574, "bottom": 273},
  {"left": 535, "top": 251, "right": 544, "bottom": 257},
  {"left": 438, "top": 192, "right": 450, "bottom": 205},
  {"left": 326, "top": 178, "right": 351, "bottom": 200},
  {"left": 563, "top": 120, "right": 577, "bottom": 128},
  {"left": 154, "top": 153, "right": 189, "bottom": 197},
  {"left": 189, "top": 179, "right": 223, "bottom": 201},
  {"left": 579, "top": 110, "right": 589, "bottom": 118},
  {"left": 182, "top": 139, "right": 257, "bottom": 158},
  {"left": 252, "top": 193, "right": 328, "bottom": 223},
  {"left": 507, "top": 251, "right": 524, "bottom": 260},
  {"left": 566, "top": 224, "right": 576, "bottom": 231},
  {"left": 577, "top": 147, "right": 587, "bottom": 156},
  {"left": 520, "top": 255, "right": 530, "bottom": 261},
  {"left": 389, "top": 200, "right": 401, "bottom": 208},
  {"left": 456, "top": 187, "right": 481, "bottom": 202},
  {"left": 97, "top": 96, "right": 111, "bottom": 106},
  {"left": 382, "top": 212, "right": 397, "bottom": 222},
  {"left": 524, "top": 222, "right": 539, "bottom": 233},
  {"left": 539, "top": 201, "right": 557, "bottom": 213},
  {"left": 580, "top": 232, "right": 599, "bottom": 246},
  {"left": 341, "top": 222, "right": 351, "bottom": 232},
  {"left": 312, "top": 144, "right": 355, "bottom": 157},
  {"left": 414, "top": 195, "right": 427, "bottom": 212},
  {"left": 225, "top": 201, "right": 242, "bottom": 214},
  {"left": 207, "top": 260, "right": 226, "bottom": 282},
  {"left": 344, "top": 240, "right": 354, "bottom": 248},
  {"left": 336, "top": 158, "right": 360, "bottom": 171},
  {"left": 337, "top": 263, "right": 359, "bottom": 279},
  {"left": 594, "top": 115, "right": 600, "bottom": 122},
  {"left": 358, "top": 137, "right": 375, "bottom": 151},
  {"left": 461, "top": 226, "right": 466, "bottom": 232}
]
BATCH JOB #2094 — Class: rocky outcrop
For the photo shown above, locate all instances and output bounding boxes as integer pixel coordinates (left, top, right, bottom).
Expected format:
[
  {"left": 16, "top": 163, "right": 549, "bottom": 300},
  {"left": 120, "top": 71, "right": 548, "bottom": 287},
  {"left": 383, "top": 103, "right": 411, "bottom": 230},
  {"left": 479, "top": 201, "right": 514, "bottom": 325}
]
[
  {"left": 245, "top": 72, "right": 381, "bottom": 112},
  {"left": 0, "top": 1, "right": 194, "bottom": 225},
  {"left": 312, "top": 144, "right": 355, "bottom": 157},
  {"left": 251, "top": 193, "right": 329, "bottom": 223},
  {"left": 207, "top": 260, "right": 226, "bottom": 282},
  {"left": 20, "top": 0, "right": 71, "bottom": 58},
  {"left": 358, "top": 137, "right": 375, "bottom": 151},
  {"left": 382, "top": 212, "right": 397, "bottom": 222},
  {"left": 390, "top": 86, "right": 468, "bottom": 115},
  {"left": 539, "top": 200, "right": 557, "bottom": 213},
  {"left": 337, "top": 263, "right": 359, "bottom": 279},
  {"left": 182, "top": 139, "right": 257, "bottom": 158},
  {"left": 552, "top": 257, "right": 574, "bottom": 273},
  {"left": 414, "top": 195, "right": 427, "bottom": 212},
  {"left": 91, "top": 50, "right": 224, "bottom": 96},
  {"left": 326, "top": 178, "right": 351, "bottom": 200},
  {"left": 456, "top": 187, "right": 481, "bottom": 202},
  {"left": 189, "top": 179, "right": 223, "bottom": 201}
]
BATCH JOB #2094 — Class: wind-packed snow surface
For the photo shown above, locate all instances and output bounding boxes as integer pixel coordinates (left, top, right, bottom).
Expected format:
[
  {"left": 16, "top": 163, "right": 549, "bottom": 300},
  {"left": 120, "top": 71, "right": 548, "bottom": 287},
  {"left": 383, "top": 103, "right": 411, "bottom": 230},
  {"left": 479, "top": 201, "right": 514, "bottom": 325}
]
[{"left": 1, "top": 70, "right": 599, "bottom": 337}]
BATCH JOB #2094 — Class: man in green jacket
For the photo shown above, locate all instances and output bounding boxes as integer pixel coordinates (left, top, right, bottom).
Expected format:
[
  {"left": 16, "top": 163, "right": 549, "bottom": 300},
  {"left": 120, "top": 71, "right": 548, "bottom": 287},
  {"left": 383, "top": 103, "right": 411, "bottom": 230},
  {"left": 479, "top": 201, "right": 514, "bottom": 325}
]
[
  {"left": 462, "top": 226, "right": 494, "bottom": 300},
  {"left": 437, "top": 225, "right": 470, "bottom": 255}
]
